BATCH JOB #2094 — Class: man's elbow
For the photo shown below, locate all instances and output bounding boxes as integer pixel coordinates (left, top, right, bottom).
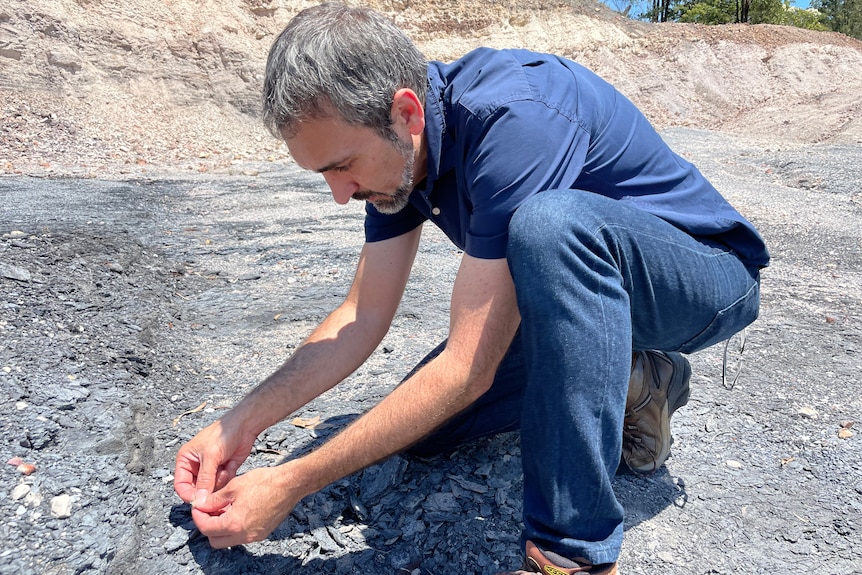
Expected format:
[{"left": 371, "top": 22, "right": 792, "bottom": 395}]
[{"left": 459, "top": 361, "right": 499, "bottom": 402}]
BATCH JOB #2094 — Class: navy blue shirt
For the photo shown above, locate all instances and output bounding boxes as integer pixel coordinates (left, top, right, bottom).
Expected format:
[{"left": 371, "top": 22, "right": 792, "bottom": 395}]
[{"left": 364, "top": 48, "right": 769, "bottom": 267}]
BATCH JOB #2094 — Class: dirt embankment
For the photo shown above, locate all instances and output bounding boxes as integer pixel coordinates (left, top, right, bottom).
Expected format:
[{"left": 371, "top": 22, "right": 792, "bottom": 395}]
[{"left": 1, "top": 0, "right": 861, "bottom": 178}]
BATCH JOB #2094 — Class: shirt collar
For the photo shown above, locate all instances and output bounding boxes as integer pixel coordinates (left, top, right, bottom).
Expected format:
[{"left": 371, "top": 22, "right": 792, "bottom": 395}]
[{"left": 422, "top": 62, "right": 456, "bottom": 198}]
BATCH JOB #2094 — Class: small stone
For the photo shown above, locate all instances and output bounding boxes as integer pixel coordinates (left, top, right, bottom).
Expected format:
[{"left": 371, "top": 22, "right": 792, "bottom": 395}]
[
  {"left": 163, "top": 527, "right": 189, "bottom": 553},
  {"left": 311, "top": 525, "right": 341, "bottom": 552},
  {"left": 8, "top": 231, "right": 27, "bottom": 238},
  {"left": 51, "top": 494, "right": 73, "bottom": 518},
  {"left": 11, "top": 484, "right": 30, "bottom": 501},
  {"left": 726, "top": 460, "right": 744, "bottom": 470},
  {"left": 0, "top": 262, "right": 31, "bottom": 282},
  {"left": 24, "top": 491, "right": 42, "bottom": 507},
  {"left": 798, "top": 407, "right": 818, "bottom": 419}
]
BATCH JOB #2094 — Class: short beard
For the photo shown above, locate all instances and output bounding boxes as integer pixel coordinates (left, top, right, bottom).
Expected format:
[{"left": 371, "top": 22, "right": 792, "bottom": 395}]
[{"left": 368, "top": 129, "right": 415, "bottom": 215}]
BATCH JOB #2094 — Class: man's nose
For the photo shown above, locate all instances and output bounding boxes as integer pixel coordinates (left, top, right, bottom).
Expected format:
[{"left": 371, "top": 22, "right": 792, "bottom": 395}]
[{"left": 323, "top": 173, "right": 358, "bottom": 205}]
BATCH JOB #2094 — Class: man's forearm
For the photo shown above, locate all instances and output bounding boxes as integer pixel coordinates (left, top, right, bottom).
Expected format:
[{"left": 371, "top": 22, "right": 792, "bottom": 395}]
[
  {"left": 284, "top": 348, "right": 492, "bottom": 497},
  {"left": 280, "top": 254, "right": 521, "bottom": 497},
  {"left": 226, "top": 302, "right": 392, "bottom": 435}
]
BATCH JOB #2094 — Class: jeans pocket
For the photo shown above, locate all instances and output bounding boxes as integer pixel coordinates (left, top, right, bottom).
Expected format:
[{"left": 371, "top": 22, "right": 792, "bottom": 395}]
[{"left": 678, "top": 277, "right": 761, "bottom": 354}]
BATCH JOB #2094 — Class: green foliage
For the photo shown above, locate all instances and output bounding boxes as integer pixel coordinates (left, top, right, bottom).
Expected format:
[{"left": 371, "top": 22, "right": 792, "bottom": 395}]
[
  {"left": 781, "top": 6, "right": 830, "bottom": 29},
  {"left": 751, "top": 0, "right": 829, "bottom": 28},
  {"left": 749, "top": 0, "right": 788, "bottom": 23},
  {"left": 812, "top": 0, "right": 862, "bottom": 37},
  {"left": 626, "top": 0, "right": 840, "bottom": 32},
  {"left": 679, "top": 0, "right": 738, "bottom": 23}
]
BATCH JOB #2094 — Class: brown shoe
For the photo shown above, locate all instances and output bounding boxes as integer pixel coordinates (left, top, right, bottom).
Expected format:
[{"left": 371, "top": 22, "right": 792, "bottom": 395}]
[
  {"left": 623, "top": 350, "right": 691, "bottom": 474},
  {"left": 496, "top": 540, "right": 618, "bottom": 574}
]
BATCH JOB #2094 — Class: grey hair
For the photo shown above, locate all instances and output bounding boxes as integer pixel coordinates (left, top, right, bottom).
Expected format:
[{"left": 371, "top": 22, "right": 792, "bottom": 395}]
[{"left": 262, "top": 3, "right": 427, "bottom": 140}]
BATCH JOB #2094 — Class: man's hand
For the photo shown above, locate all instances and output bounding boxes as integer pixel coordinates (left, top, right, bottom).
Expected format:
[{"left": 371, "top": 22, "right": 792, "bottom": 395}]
[
  {"left": 173, "top": 417, "right": 258, "bottom": 509},
  {"left": 190, "top": 465, "right": 301, "bottom": 549}
]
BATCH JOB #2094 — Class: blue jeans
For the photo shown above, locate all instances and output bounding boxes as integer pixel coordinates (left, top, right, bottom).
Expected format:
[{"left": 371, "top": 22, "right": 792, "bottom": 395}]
[{"left": 407, "top": 190, "right": 762, "bottom": 564}]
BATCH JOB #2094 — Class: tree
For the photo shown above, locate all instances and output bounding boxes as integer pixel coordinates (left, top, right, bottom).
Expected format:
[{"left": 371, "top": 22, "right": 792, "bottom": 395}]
[
  {"left": 812, "top": 0, "right": 862, "bottom": 38},
  {"left": 631, "top": 0, "right": 833, "bottom": 30},
  {"left": 678, "top": 0, "right": 737, "bottom": 23},
  {"left": 640, "top": 0, "right": 677, "bottom": 22}
]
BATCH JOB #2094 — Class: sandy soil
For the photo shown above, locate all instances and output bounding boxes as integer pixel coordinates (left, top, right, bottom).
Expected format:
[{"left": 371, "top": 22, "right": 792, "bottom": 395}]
[{"left": 1, "top": 0, "right": 860, "bottom": 178}]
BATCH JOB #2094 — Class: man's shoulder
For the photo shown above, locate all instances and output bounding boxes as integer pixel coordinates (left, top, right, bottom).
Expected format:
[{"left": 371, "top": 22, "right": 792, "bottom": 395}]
[
  {"left": 432, "top": 47, "right": 607, "bottom": 119},
  {"left": 433, "top": 48, "right": 538, "bottom": 113}
]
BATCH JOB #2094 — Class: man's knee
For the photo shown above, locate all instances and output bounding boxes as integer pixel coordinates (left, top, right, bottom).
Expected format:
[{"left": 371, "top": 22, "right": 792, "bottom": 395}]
[
  {"left": 509, "top": 190, "right": 566, "bottom": 257},
  {"left": 508, "top": 190, "right": 613, "bottom": 264}
]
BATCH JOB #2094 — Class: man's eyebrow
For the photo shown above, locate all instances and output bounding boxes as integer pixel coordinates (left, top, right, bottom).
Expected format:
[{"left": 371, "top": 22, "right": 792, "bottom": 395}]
[{"left": 314, "top": 156, "right": 351, "bottom": 173}]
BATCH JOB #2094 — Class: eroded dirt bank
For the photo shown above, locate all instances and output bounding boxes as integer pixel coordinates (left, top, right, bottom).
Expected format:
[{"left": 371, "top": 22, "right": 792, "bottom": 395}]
[{"left": 1, "top": 0, "right": 861, "bottom": 180}]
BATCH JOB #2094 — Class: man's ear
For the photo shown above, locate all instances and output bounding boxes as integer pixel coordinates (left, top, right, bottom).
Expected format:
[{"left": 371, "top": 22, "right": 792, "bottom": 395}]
[{"left": 391, "top": 88, "right": 425, "bottom": 136}]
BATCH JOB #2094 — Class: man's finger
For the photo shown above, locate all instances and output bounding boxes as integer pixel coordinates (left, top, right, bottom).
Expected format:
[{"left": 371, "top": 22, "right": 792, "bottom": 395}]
[
  {"left": 173, "top": 467, "right": 197, "bottom": 503},
  {"left": 192, "top": 484, "right": 234, "bottom": 514},
  {"left": 191, "top": 506, "right": 243, "bottom": 548},
  {"left": 189, "top": 453, "right": 221, "bottom": 508},
  {"left": 214, "top": 464, "right": 239, "bottom": 492},
  {"left": 207, "top": 534, "right": 241, "bottom": 550}
]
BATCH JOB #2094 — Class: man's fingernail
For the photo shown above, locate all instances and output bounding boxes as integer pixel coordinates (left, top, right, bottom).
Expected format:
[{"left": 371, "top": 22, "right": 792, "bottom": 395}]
[{"left": 194, "top": 489, "right": 208, "bottom": 507}]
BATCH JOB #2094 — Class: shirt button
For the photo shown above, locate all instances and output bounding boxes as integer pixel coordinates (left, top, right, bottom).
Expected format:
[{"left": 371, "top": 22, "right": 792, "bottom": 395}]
[{"left": 431, "top": 207, "right": 441, "bottom": 216}]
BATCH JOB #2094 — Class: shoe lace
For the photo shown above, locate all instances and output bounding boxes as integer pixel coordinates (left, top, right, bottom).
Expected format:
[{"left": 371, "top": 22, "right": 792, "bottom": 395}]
[
  {"left": 722, "top": 328, "right": 746, "bottom": 390},
  {"left": 621, "top": 353, "right": 665, "bottom": 472},
  {"left": 622, "top": 423, "right": 658, "bottom": 472}
]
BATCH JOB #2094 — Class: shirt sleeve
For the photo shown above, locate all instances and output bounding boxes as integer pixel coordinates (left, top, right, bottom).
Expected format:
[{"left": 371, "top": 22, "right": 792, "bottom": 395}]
[
  {"left": 363, "top": 200, "right": 427, "bottom": 243},
  {"left": 459, "top": 100, "right": 590, "bottom": 259}
]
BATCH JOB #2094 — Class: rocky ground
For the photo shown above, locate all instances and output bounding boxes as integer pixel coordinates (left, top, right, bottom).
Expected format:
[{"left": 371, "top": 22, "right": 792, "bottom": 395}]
[
  {"left": 1, "top": 0, "right": 861, "bottom": 574},
  {"left": 2, "top": 130, "right": 860, "bottom": 575}
]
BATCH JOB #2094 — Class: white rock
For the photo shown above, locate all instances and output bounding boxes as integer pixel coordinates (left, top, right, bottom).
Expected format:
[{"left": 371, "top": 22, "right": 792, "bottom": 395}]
[
  {"left": 798, "top": 406, "right": 818, "bottom": 419},
  {"left": 24, "top": 492, "right": 42, "bottom": 507},
  {"left": 726, "top": 460, "right": 744, "bottom": 470},
  {"left": 163, "top": 526, "right": 189, "bottom": 552},
  {"left": 50, "top": 494, "right": 72, "bottom": 518},
  {"left": 11, "top": 484, "right": 30, "bottom": 501}
]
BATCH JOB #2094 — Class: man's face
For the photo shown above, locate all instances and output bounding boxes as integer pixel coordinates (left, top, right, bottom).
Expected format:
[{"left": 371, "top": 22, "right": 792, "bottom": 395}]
[{"left": 285, "top": 115, "right": 417, "bottom": 215}]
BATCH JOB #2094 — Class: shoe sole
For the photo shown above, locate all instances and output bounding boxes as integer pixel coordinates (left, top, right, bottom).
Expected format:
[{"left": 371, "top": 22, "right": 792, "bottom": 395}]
[
  {"left": 666, "top": 351, "right": 692, "bottom": 417},
  {"left": 665, "top": 351, "right": 691, "bottom": 451}
]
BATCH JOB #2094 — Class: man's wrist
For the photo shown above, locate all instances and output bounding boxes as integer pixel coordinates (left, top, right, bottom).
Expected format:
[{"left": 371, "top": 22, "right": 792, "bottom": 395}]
[{"left": 220, "top": 397, "right": 271, "bottom": 438}]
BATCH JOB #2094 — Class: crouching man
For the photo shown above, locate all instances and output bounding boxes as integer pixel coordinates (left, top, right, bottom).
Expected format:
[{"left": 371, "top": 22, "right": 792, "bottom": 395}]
[{"left": 174, "top": 4, "right": 768, "bottom": 573}]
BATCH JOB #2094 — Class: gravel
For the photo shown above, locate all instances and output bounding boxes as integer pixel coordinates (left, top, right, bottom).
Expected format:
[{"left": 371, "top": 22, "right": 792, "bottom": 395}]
[{"left": 0, "top": 130, "right": 860, "bottom": 574}]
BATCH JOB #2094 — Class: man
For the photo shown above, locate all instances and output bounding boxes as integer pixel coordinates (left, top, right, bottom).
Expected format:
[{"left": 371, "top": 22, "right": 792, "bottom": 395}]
[{"left": 174, "top": 4, "right": 769, "bottom": 573}]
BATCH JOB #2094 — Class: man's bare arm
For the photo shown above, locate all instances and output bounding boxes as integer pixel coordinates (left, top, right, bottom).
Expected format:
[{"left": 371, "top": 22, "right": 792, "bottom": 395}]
[
  {"left": 189, "top": 254, "right": 522, "bottom": 548},
  {"left": 173, "top": 226, "right": 421, "bottom": 506},
  {"left": 227, "top": 225, "right": 424, "bottom": 435},
  {"left": 290, "top": 254, "right": 521, "bottom": 493}
]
